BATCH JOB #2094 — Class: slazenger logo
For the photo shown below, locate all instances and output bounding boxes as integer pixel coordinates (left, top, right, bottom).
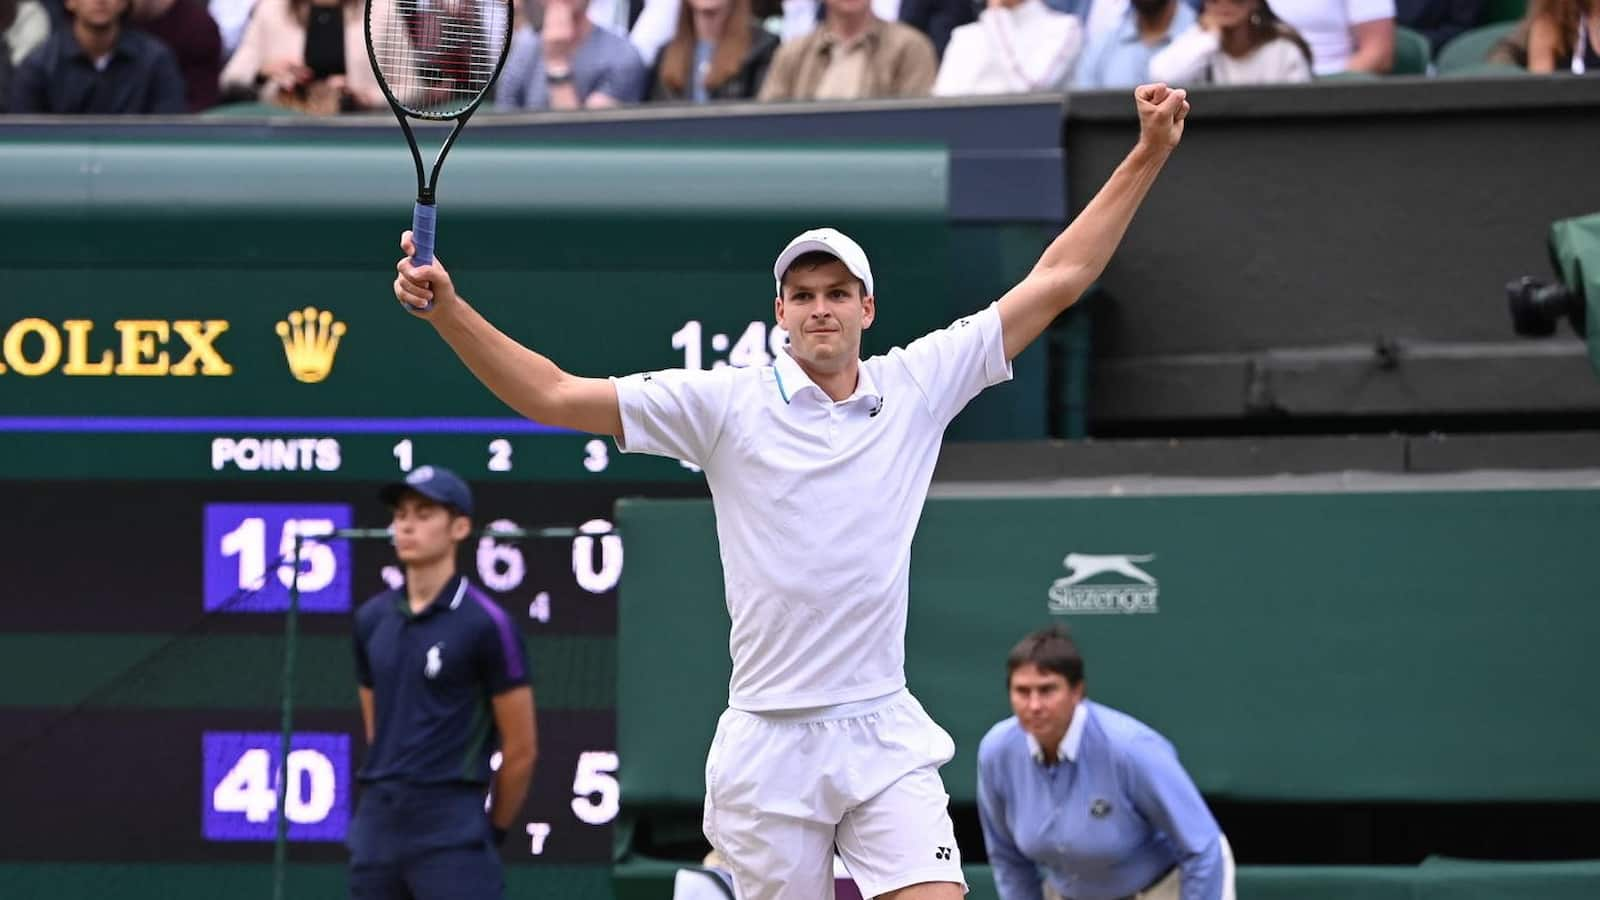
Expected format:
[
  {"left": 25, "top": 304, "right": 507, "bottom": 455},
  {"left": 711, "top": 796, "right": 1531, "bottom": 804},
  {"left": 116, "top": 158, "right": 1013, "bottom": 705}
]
[{"left": 1048, "top": 553, "right": 1159, "bottom": 615}]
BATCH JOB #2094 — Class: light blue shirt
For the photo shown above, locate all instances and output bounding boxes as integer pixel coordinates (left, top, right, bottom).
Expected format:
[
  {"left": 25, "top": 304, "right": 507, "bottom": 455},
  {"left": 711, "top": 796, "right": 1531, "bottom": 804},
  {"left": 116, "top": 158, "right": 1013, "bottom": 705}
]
[
  {"left": 977, "top": 700, "right": 1225, "bottom": 900},
  {"left": 494, "top": 23, "right": 648, "bottom": 110},
  {"left": 1073, "top": 2, "right": 1196, "bottom": 88}
]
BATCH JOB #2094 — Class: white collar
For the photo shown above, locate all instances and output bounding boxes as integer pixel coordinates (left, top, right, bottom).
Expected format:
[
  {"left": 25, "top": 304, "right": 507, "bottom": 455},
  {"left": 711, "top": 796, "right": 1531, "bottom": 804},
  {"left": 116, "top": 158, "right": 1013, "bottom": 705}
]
[
  {"left": 983, "top": 0, "right": 1053, "bottom": 26},
  {"left": 773, "top": 347, "right": 881, "bottom": 408},
  {"left": 1026, "top": 700, "right": 1088, "bottom": 765}
]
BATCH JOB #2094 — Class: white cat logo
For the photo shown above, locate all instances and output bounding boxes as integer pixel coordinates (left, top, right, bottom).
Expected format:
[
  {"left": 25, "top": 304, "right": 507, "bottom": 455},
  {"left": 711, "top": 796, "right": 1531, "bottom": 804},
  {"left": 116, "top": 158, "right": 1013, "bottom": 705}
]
[
  {"left": 424, "top": 643, "right": 445, "bottom": 679},
  {"left": 1048, "top": 553, "right": 1160, "bottom": 615},
  {"left": 1057, "top": 554, "right": 1157, "bottom": 586}
]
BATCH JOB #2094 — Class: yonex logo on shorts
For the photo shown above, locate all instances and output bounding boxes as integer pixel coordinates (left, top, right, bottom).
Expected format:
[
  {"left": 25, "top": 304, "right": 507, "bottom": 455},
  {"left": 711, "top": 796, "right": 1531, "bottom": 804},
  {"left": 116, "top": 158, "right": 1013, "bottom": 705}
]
[{"left": 934, "top": 846, "right": 952, "bottom": 860}]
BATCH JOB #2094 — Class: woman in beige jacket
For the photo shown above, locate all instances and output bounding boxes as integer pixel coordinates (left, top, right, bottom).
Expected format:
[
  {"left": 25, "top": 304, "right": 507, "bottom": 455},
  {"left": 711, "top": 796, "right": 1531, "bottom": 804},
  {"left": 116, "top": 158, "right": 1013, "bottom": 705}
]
[{"left": 220, "top": 0, "right": 386, "bottom": 112}]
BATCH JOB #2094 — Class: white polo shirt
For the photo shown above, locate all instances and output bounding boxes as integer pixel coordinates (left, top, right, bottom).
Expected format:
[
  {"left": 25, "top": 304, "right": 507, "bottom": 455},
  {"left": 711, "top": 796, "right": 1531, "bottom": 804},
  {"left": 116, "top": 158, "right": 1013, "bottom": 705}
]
[{"left": 613, "top": 302, "right": 1013, "bottom": 711}]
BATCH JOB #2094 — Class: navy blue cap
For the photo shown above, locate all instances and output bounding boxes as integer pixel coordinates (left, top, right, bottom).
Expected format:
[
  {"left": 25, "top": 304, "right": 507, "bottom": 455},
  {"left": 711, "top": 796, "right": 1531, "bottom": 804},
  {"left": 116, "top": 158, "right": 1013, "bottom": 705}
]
[{"left": 379, "top": 465, "right": 474, "bottom": 516}]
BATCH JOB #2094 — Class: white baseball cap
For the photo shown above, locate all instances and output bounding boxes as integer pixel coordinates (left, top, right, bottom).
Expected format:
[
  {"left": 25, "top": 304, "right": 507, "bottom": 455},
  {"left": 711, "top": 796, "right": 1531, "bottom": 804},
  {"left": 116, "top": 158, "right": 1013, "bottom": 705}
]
[{"left": 772, "top": 227, "right": 875, "bottom": 297}]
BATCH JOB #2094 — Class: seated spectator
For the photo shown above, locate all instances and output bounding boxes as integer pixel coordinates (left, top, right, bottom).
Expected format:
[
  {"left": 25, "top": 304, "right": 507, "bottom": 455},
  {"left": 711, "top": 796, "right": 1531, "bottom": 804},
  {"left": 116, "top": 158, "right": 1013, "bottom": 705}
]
[
  {"left": 133, "top": 0, "right": 222, "bottom": 110},
  {"left": 1074, "top": 0, "right": 1195, "bottom": 87},
  {"left": 647, "top": 0, "right": 778, "bottom": 101},
  {"left": 933, "top": 0, "right": 1082, "bottom": 94},
  {"left": 1524, "top": 0, "right": 1598, "bottom": 72},
  {"left": 751, "top": 0, "right": 972, "bottom": 54},
  {"left": 207, "top": 0, "right": 255, "bottom": 59},
  {"left": 1394, "top": 0, "right": 1481, "bottom": 52},
  {"left": 758, "top": 0, "right": 938, "bottom": 99},
  {"left": 1270, "top": 0, "right": 1394, "bottom": 74},
  {"left": 4, "top": 0, "right": 50, "bottom": 64},
  {"left": 1150, "top": 0, "right": 1312, "bottom": 83},
  {"left": 219, "top": 0, "right": 383, "bottom": 114},
  {"left": 496, "top": 0, "right": 649, "bottom": 109},
  {"left": 10, "top": 0, "right": 186, "bottom": 113}
]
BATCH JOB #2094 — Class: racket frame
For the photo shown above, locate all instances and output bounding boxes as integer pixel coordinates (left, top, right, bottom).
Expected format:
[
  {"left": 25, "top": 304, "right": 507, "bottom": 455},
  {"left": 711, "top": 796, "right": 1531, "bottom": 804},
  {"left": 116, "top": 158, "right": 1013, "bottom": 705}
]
[{"left": 364, "top": 0, "right": 514, "bottom": 278}]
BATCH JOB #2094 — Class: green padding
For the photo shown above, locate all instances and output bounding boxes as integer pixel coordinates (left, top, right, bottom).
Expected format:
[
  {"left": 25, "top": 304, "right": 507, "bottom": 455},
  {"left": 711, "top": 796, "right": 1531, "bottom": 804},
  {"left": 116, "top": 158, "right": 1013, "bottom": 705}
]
[
  {"left": 0, "top": 634, "right": 611, "bottom": 711},
  {"left": 617, "top": 489, "right": 1600, "bottom": 807},
  {"left": 1242, "top": 866, "right": 1417, "bottom": 900},
  {"left": 1415, "top": 857, "right": 1600, "bottom": 900},
  {"left": 0, "top": 862, "right": 613, "bottom": 900},
  {"left": 0, "top": 142, "right": 945, "bottom": 218},
  {"left": 1548, "top": 211, "right": 1600, "bottom": 378},
  {"left": 614, "top": 859, "right": 1600, "bottom": 900},
  {"left": 613, "top": 857, "right": 1000, "bottom": 900},
  {"left": 1436, "top": 23, "right": 1518, "bottom": 73},
  {"left": 617, "top": 500, "right": 726, "bottom": 809}
]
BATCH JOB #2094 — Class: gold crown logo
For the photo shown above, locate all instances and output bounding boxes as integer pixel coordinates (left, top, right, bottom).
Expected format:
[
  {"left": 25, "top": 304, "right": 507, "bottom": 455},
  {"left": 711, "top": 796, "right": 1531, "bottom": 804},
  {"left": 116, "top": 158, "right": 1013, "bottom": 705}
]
[{"left": 276, "top": 307, "right": 347, "bottom": 384}]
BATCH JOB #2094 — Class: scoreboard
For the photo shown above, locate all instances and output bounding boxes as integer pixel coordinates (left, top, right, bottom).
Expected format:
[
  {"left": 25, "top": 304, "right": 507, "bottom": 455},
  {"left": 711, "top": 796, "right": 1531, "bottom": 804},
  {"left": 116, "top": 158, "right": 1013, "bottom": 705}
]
[{"left": 0, "top": 478, "right": 704, "bottom": 868}]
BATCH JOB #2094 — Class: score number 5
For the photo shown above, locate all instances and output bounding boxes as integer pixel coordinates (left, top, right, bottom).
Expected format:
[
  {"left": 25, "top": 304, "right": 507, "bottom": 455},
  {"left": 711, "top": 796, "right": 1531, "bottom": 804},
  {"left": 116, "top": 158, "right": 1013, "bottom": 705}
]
[{"left": 494, "top": 750, "right": 619, "bottom": 856}]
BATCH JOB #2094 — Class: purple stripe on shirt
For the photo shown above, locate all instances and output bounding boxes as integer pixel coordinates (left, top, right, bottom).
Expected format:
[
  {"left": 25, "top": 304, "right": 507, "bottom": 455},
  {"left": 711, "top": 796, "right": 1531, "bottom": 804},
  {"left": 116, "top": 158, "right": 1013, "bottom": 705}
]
[{"left": 469, "top": 587, "right": 525, "bottom": 682}]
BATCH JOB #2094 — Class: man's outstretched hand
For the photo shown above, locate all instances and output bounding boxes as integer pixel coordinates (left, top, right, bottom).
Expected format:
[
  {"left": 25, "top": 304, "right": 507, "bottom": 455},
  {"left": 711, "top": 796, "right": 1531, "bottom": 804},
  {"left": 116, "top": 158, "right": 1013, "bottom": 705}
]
[{"left": 1135, "top": 83, "right": 1189, "bottom": 152}]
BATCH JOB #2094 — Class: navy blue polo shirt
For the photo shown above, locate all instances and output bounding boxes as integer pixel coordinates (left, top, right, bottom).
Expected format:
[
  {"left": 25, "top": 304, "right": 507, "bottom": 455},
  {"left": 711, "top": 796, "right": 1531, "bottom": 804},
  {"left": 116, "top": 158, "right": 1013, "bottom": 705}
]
[
  {"left": 353, "top": 575, "right": 531, "bottom": 786},
  {"left": 11, "top": 26, "right": 187, "bottom": 114}
]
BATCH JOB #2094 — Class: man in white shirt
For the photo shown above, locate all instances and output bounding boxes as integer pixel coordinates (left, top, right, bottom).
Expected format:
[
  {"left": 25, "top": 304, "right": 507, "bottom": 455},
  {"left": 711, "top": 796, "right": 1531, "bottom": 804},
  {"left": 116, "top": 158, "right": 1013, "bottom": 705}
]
[
  {"left": 389, "top": 82, "right": 1190, "bottom": 900},
  {"left": 1269, "top": 0, "right": 1394, "bottom": 75}
]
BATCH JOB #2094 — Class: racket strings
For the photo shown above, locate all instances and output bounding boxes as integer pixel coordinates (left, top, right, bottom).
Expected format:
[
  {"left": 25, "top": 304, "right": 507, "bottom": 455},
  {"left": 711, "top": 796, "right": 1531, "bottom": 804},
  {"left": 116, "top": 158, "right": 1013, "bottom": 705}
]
[{"left": 370, "top": 0, "right": 507, "bottom": 117}]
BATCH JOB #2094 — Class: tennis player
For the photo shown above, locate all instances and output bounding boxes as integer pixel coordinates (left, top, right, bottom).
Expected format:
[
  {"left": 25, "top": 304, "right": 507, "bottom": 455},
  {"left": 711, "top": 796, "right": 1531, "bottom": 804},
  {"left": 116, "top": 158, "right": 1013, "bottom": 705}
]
[
  {"left": 390, "top": 83, "right": 1188, "bottom": 900},
  {"left": 348, "top": 466, "right": 537, "bottom": 900}
]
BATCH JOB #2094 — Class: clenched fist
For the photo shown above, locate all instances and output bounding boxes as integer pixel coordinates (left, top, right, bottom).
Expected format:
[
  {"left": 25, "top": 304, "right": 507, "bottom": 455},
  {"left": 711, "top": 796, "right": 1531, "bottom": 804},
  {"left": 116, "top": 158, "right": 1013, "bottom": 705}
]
[{"left": 1134, "top": 82, "right": 1189, "bottom": 151}]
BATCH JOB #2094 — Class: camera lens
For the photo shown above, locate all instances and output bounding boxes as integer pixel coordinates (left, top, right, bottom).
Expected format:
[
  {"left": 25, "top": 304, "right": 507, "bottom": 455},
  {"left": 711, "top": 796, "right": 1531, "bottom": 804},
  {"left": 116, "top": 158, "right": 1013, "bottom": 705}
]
[{"left": 1507, "top": 276, "right": 1577, "bottom": 338}]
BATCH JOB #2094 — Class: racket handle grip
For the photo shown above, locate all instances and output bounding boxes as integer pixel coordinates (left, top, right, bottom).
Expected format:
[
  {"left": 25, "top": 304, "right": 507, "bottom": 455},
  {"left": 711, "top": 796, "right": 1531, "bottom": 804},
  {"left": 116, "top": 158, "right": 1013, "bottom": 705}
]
[{"left": 411, "top": 201, "right": 437, "bottom": 267}]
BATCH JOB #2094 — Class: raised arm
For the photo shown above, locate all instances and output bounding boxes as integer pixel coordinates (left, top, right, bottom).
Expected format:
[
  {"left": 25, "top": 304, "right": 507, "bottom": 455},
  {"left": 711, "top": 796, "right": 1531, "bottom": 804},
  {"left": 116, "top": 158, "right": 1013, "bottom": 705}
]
[
  {"left": 394, "top": 231, "right": 623, "bottom": 438},
  {"left": 996, "top": 83, "right": 1188, "bottom": 361}
]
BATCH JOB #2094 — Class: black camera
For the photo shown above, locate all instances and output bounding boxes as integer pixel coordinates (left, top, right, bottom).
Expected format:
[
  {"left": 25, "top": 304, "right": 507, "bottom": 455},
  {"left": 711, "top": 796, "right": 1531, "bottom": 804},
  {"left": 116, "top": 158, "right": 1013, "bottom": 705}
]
[
  {"left": 1507, "top": 276, "right": 1585, "bottom": 338},
  {"left": 1508, "top": 212, "right": 1599, "bottom": 377}
]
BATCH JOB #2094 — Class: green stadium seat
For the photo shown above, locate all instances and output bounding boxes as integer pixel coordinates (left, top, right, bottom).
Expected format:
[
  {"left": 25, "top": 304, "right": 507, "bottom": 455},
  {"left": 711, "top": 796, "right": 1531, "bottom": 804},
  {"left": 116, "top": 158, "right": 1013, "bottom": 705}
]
[
  {"left": 1436, "top": 22, "right": 1519, "bottom": 72},
  {"left": 1393, "top": 25, "right": 1433, "bottom": 74},
  {"left": 1439, "top": 60, "right": 1531, "bottom": 77}
]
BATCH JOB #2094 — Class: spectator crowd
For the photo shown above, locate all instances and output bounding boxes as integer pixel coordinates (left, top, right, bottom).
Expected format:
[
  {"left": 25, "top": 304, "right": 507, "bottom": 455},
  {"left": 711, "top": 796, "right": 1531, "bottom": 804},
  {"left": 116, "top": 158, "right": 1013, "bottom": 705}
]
[{"left": 0, "top": 0, "right": 1594, "bottom": 114}]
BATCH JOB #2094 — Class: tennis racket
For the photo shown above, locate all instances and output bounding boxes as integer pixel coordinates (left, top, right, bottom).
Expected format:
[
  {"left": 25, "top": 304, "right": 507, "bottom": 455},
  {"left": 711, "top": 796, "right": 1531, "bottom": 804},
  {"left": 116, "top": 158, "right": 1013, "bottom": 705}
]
[{"left": 365, "top": 0, "right": 512, "bottom": 307}]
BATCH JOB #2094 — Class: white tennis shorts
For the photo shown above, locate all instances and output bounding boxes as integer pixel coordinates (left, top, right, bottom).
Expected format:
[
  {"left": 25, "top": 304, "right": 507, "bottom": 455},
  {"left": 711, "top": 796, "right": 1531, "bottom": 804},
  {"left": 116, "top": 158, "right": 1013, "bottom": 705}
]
[{"left": 701, "top": 689, "right": 966, "bottom": 900}]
